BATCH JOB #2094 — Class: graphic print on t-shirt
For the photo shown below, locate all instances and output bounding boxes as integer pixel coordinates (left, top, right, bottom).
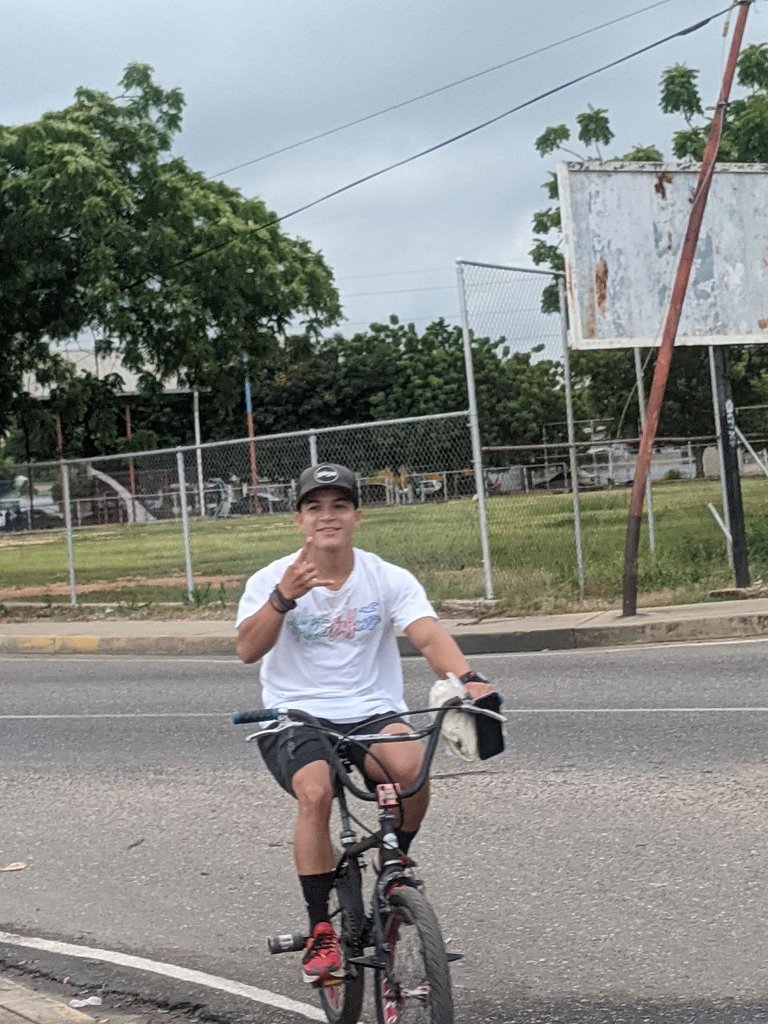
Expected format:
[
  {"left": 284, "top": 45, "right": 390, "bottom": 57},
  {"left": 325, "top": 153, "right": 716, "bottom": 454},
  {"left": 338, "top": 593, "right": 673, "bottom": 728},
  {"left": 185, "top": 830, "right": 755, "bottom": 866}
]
[{"left": 289, "top": 602, "right": 382, "bottom": 642}]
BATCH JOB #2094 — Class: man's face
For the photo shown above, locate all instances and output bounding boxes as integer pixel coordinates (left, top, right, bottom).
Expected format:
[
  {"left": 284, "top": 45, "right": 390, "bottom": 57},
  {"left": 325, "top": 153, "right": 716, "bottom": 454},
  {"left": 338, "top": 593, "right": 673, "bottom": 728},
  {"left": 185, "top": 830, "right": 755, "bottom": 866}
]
[{"left": 295, "top": 488, "right": 361, "bottom": 551}]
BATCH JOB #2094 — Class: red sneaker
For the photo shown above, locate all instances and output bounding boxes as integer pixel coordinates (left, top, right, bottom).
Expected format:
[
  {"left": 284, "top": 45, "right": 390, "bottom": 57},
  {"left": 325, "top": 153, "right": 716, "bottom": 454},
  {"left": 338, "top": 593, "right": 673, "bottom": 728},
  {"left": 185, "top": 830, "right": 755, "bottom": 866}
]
[{"left": 301, "top": 922, "right": 344, "bottom": 984}]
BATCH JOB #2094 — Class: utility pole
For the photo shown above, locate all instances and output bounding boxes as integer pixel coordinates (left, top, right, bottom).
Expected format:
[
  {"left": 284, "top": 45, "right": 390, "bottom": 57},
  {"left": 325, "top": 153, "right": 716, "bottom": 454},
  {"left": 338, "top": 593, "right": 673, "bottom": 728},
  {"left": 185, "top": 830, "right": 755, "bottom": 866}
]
[
  {"left": 622, "top": 0, "right": 753, "bottom": 616},
  {"left": 712, "top": 347, "right": 750, "bottom": 586}
]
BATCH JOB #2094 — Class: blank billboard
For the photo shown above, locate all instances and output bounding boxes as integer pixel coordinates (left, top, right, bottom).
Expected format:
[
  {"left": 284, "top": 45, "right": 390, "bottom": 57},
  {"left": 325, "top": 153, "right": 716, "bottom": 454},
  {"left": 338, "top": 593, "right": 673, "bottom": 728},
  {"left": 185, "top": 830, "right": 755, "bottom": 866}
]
[{"left": 558, "top": 161, "right": 768, "bottom": 349}]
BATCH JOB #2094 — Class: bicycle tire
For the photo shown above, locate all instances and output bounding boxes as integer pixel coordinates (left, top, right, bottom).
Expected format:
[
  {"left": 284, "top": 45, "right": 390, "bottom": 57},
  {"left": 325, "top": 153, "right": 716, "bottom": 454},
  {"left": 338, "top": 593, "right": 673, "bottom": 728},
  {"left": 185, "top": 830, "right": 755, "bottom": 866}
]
[
  {"left": 319, "top": 858, "right": 366, "bottom": 1024},
  {"left": 374, "top": 885, "right": 454, "bottom": 1024}
]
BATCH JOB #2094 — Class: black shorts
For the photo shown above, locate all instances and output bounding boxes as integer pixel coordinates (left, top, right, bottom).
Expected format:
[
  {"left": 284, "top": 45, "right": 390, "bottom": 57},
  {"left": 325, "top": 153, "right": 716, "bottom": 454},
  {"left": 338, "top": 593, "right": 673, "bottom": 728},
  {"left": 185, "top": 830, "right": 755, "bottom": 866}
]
[{"left": 257, "top": 711, "right": 410, "bottom": 795}]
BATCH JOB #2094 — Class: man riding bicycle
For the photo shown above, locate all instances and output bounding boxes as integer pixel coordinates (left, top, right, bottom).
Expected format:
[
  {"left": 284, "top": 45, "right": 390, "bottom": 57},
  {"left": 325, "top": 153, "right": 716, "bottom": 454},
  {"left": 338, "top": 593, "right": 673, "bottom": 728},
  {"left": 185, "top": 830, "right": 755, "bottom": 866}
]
[{"left": 236, "top": 463, "right": 494, "bottom": 986}]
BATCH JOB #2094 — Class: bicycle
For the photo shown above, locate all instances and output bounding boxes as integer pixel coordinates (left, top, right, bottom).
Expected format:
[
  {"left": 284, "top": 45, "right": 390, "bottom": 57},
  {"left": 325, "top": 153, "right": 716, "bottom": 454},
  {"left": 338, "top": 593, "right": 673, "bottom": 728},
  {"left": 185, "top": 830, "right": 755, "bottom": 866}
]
[{"left": 232, "top": 697, "right": 505, "bottom": 1024}]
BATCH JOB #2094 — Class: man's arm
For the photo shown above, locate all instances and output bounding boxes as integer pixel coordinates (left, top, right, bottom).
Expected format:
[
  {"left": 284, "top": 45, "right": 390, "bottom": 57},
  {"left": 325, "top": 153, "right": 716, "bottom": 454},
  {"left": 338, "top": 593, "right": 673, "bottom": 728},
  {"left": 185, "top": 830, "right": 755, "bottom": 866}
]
[
  {"left": 403, "top": 616, "right": 493, "bottom": 699},
  {"left": 236, "top": 537, "right": 333, "bottom": 664},
  {"left": 236, "top": 601, "right": 289, "bottom": 664}
]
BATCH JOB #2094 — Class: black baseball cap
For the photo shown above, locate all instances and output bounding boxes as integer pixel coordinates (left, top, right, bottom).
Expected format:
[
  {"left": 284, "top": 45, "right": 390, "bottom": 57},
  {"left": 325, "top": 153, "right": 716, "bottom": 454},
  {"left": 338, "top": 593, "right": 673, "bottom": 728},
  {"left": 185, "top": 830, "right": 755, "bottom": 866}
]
[{"left": 296, "top": 464, "right": 359, "bottom": 508}]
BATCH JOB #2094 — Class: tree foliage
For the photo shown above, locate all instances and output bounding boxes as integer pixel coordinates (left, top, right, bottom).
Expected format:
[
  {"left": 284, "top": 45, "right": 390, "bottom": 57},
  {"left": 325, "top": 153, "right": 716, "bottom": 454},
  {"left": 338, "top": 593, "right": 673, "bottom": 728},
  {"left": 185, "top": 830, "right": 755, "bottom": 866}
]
[
  {"left": 1, "top": 315, "right": 572, "bottom": 463},
  {"left": 0, "top": 63, "right": 340, "bottom": 436}
]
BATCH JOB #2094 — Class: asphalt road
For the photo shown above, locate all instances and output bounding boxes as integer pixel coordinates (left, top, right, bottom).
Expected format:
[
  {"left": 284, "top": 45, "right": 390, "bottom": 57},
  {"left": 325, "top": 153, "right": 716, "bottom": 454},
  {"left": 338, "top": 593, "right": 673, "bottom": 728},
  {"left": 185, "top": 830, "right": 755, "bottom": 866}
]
[{"left": 2, "top": 640, "right": 768, "bottom": 1023}]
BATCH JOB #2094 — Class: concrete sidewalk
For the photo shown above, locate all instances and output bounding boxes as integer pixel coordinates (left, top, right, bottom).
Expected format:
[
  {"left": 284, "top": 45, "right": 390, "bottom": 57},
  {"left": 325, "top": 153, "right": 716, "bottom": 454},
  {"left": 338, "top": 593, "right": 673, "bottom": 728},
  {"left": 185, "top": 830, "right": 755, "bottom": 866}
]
[
  {"left": 1, "top": 598, "right": 767, "bottom": 656},
  {"left": 0, "top": 976, "right": 103, "bottom": 1024}
]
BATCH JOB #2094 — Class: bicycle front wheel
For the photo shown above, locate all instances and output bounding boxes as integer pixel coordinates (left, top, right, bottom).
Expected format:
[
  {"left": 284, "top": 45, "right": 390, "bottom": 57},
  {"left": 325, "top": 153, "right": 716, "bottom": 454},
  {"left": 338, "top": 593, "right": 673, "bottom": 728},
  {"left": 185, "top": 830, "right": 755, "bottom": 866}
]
[
  {"left": 375, "top": 886, "right": 454, "bottom": 1024},
  {"left": 319, "top": 858, "right": 366, "bottom": 1024}
]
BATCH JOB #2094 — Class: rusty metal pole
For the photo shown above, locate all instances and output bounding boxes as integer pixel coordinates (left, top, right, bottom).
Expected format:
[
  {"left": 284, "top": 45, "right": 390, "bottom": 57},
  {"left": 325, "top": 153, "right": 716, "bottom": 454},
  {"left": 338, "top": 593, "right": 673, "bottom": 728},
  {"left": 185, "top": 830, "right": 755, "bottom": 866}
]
[
  {"left": 243, "top": 355, "right": 261, "bottom": 515},
  {"left": 622, "top": 0, "right": 752, "bottom": 616},
  {"left": 125, "top": 404, "right": 138, "bottom": 524}
]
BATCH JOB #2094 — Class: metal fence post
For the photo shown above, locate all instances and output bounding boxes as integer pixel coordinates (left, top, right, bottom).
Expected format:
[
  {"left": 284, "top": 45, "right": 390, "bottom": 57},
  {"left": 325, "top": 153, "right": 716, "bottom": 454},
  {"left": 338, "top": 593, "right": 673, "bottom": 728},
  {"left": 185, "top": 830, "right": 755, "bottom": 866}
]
[
  {"left": 456, "top": 261, "right": 494, "bottom": 600},
  {"left": 60, "top": 461, "right": 77, "bottom": 607},
  {"left": 309, "top": 433, "right": 318, "bottom": 466},
  {"left": 558, "top": 277, "right": 585, "bottom": 599},
  {"left": 633, "top": 348, "right": 656, "bottom": 554},
  {"left": 709, "top": 346, "right": 734, "bottom": 568},
  {"left": 176, "top": 449, "right": 195, "bottom": 601}
]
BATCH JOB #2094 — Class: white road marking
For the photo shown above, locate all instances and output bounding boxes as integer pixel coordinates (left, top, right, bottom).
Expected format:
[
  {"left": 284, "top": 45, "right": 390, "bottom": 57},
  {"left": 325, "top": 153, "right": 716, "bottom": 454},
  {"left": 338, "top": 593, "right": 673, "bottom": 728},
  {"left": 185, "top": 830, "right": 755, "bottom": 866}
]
[
  {"left": 0, "top": 656, "right": 239, "bottom": 664},
  {"left": 0, "top": 931, "right": 327, "bottom": 1022},
  {"left": 3, "top": 707, "right": 768, "bottom": 720},
  {"left": 0, "top": 712, "right": 225, "bottom": 719},
  {"left": 502, "top": 706, "right": 768, "bottom": 713},
  {"left": 470, "top": 636, "right": 768, "bottom": 659}
]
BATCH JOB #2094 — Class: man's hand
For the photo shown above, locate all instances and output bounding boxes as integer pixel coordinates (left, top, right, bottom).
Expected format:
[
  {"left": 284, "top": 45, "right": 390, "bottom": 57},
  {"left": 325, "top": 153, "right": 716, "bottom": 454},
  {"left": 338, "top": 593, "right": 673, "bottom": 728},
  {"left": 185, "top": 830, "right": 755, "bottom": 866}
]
[
  {"left": 464, "top": 680, "right": 495, "bottom": 701},
  {"left": 278, "top": 538, "right": 334, "bottom": 600}
]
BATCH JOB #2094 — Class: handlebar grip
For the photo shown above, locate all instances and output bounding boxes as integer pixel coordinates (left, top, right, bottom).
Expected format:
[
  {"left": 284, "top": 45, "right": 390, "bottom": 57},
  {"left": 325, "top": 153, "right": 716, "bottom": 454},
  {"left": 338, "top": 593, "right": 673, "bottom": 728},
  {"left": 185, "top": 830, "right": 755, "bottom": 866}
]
[{"left": 232, "top": 708, "right": 279, "bottom": 725}]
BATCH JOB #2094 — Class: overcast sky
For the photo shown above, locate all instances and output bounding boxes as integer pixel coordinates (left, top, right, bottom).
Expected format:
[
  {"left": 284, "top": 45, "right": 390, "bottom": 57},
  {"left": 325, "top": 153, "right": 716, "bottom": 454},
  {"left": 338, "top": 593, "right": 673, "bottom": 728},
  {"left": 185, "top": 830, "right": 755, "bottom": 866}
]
[{"left": 3, "top": 0, "right": 764, "bottom": 337}]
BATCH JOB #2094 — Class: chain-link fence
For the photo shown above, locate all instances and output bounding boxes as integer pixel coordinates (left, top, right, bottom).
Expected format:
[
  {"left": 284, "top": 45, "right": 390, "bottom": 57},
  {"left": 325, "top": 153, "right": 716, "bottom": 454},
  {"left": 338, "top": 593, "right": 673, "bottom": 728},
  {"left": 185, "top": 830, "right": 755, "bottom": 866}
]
[
  {"left": 0, "top": 459, "right": 72, "bottom": 600},
  {"left": 453, "top": 260, "right": 768, "bottom": 606},
  {"left": 4, "top": 422, "right": 768, "bottom": 611},
  {"left": 456, "top": 260, "right": 585, "bottom": 604},
  {"left": 0, "top": 412, "right": 488, "bottom": 608},
  {"left": 481, "top": 432, "right": 768, "bottom": 607}
]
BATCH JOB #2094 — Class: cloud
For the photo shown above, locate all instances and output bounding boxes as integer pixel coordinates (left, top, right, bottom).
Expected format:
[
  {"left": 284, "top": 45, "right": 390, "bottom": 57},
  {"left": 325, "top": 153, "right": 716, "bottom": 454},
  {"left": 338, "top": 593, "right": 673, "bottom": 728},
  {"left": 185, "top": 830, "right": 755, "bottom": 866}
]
[{"left": 2, "top": 0, "right": 759, "bottom": 332}]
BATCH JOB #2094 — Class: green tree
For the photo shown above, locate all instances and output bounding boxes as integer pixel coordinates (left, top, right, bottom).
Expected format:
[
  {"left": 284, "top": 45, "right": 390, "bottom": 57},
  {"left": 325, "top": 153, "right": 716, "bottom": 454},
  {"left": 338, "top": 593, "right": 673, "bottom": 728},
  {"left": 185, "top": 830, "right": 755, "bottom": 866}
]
[
  {"left": 319, "top": 318, "right": 567, "bottom": 449},
  {"left": 663, "top": 45, "right": 768, "bottom": 160},
  {"left": 200, "top": 317, "right": 569, "bottom": 461},
  {"left": 0, "top": 63, "right": 340, "bottom": 437}
]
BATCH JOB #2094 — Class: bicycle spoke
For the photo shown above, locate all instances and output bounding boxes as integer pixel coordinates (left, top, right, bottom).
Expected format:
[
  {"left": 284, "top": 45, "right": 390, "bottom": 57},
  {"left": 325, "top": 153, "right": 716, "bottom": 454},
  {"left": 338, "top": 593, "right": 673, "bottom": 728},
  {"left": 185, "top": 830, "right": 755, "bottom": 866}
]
[
  {"left": 383, "top": 913, "right": 432, "bottom": 1021},
  {"left": 378, "top": 887, "right": 454, "bottom": 1024}
]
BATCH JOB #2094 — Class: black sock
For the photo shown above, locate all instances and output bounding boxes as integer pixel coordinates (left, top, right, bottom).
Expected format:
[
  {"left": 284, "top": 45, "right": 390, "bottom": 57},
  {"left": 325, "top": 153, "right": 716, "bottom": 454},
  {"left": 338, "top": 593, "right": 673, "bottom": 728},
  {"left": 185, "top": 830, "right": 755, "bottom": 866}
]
[
  {"left": 299, "top": 872, "right": 335, "bottom": 930},
  {"left": 396, "top": 829, "right": 418, "bottom": 856}
]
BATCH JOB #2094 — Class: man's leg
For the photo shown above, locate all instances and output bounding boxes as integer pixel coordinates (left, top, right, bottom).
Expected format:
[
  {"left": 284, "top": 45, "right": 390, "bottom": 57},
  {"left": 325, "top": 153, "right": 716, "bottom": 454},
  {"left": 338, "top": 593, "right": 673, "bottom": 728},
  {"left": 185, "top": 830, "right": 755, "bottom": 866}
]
[
  {"left": 363, "top": 723, "right": 430, "bottom": 853},
  {"left": 291, "top": 759, "right": 335, "bottom": 875},
  {"left": 292, "top": 759, "right": 335, "bottom": 927},
  {"left": 290, "top": 759, "right": 344, "bottom": 981}
]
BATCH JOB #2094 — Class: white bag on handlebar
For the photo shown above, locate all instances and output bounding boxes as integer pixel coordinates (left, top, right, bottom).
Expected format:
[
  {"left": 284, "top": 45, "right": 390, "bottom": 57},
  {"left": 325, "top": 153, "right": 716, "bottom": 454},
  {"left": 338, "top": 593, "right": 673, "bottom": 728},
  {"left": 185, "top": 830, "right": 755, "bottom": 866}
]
[{"left": 429, "top": 674, "right": 478, "bottom": 762}]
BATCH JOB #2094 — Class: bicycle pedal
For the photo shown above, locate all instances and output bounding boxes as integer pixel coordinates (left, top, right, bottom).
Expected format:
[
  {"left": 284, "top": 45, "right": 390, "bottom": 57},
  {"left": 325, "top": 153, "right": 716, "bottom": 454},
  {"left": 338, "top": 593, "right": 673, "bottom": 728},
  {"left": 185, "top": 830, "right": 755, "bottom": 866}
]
[
  {"left": 316, "top": 976, "right": 344, "bottom": 988},
  {"left": 348, "top": 954, "right": 383, "bottom": 969}
]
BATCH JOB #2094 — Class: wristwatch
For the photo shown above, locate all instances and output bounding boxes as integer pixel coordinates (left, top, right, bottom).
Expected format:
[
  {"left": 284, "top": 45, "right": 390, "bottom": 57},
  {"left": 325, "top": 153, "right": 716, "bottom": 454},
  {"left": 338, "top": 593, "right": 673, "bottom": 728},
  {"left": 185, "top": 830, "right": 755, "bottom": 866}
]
[{"left": 458, "top": 670, "right": 489, "bottom": 686}]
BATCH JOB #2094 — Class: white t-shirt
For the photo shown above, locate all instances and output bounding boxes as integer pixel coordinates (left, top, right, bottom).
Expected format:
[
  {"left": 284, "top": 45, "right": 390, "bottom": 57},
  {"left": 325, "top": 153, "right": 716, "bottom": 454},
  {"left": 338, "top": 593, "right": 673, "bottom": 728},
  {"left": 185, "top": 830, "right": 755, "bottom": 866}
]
[{"left": 236, "top": 547, "right": 436, "bottom": 722}]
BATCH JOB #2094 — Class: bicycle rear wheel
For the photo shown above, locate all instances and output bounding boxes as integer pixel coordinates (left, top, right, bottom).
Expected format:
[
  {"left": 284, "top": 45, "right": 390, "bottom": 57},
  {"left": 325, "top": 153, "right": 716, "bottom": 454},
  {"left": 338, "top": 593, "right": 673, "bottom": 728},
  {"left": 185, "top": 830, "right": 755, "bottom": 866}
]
[
  {"left": 319, "top": 858, "right": 366, "bottom": 1024},
  {"left": 375, "top": 885, "right": 454, "bottom": 1024}
]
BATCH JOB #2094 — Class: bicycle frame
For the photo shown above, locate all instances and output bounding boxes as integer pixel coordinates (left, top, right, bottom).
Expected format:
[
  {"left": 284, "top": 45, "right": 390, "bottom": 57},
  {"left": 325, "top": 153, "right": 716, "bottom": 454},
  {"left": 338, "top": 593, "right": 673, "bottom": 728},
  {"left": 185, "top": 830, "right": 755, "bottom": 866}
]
[
  {"left": 234, "top": 701, "right": 505, "bottom": 1024},
  {"left": 237, "top": 700, "right": 503, "bottom": 924}
]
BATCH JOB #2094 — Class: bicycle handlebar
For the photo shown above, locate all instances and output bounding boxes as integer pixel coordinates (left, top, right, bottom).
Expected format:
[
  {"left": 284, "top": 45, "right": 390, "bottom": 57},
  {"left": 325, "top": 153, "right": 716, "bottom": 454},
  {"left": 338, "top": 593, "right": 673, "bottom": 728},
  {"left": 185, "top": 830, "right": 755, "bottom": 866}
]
[
  {"left": 231, "top": 708, "right": 279, "bottom": 725},
  {"left": 231, "top": 700, "right": 505, "bottom": 802}
]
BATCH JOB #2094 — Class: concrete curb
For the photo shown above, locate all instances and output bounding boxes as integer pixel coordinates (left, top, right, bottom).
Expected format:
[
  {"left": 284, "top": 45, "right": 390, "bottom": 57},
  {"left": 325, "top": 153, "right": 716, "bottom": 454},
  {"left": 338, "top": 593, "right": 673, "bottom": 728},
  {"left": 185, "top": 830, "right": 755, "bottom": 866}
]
[
  {"left": 570, "top": 612, "right": 768, "bottom": 650},
  {"left": 0, "top": 635, "right": 235, "bottom": 656},
  {"left": 403, "top": 613, "right": 768, "bottom": 656},
  {"left": 0, "top": 977, "right": 95, "bottom": 1024},
  {"left": 2, "top": 612, "right": 768, "bottom": 656}
]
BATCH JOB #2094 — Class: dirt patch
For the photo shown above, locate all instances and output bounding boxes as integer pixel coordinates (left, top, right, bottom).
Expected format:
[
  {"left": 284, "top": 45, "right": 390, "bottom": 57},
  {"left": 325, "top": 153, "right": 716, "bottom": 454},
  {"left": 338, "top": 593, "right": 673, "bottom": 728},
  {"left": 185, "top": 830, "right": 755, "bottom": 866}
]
[
  {"left": 0, "top": 533, "right": 62, "bottom": 548},
  {"left": 0, "top": 574, "right": 244, "bottom": 600}
]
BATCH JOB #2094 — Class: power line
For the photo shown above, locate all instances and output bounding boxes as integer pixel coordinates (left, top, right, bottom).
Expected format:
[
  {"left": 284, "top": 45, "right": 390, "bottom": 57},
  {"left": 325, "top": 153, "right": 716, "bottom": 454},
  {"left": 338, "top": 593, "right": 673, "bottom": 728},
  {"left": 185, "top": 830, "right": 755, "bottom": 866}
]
[
  {"left": 341, "top": 284, "right": 455, "bottom": 298},
  {"left": 158, "top": 5, "right": 733, "bottom": 278},
  {"left": 211, "top": 0, "right": 681, "bottom": 178}
]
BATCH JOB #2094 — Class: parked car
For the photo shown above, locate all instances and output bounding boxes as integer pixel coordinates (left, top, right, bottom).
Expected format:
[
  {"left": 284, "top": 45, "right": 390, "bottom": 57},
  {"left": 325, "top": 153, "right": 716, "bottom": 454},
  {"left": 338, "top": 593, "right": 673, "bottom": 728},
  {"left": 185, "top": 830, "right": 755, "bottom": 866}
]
[{"left": 2, "top": 504, "right": 64, "bottom": 532}]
